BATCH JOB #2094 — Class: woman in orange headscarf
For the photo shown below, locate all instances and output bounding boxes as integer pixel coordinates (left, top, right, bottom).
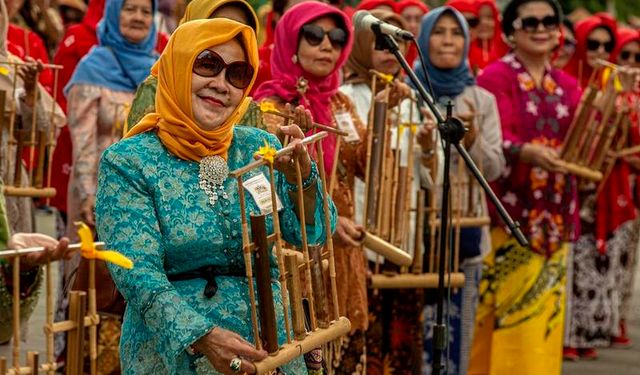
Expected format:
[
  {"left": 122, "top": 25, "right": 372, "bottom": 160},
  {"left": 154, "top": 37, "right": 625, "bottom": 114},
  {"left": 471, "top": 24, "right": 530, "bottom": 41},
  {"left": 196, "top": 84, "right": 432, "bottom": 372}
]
[{"left": 97, "top": 17, "right": 336, "bottom": 374}]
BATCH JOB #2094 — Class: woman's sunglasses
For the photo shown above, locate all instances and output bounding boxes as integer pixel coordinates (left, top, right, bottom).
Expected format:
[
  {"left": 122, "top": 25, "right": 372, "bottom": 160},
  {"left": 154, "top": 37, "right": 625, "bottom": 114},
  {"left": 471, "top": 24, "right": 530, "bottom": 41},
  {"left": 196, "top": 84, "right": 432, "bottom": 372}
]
[
  {"left": 301, "top": 24, "right": 347, "bottom": 48},
  {"left": 192, "top": 50, "right": 254, "bottom": 89},
  {"left": 620, "top": 50, "right": 640, "bottom": 63},
  {"left": 465, "top": 17, "right": 480, "bottom": 28},
  {"left": 513, "top": 15, "right": 560, "bottom": 32},
  {"left": 586, "top": 39, "right": 615, "bottom": 53}
]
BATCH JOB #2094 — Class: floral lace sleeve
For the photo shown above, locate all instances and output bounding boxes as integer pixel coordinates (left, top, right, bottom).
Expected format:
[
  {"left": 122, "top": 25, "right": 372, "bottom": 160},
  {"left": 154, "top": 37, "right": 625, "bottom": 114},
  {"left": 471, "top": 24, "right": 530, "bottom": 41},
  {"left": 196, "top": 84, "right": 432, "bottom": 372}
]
[{"left": 97, "top": 150, "right": 214, "bottom": 370}]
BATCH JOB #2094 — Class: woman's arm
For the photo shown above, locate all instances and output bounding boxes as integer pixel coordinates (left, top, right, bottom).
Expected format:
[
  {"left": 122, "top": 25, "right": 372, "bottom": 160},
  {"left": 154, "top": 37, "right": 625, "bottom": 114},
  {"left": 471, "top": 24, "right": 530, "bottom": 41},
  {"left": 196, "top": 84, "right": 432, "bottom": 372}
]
[
  {"left": 96, "top": 149, "right": 215, "bottom": 369},
  {"left": 467, "top": 93, "right": 506, "bottom": 182}
]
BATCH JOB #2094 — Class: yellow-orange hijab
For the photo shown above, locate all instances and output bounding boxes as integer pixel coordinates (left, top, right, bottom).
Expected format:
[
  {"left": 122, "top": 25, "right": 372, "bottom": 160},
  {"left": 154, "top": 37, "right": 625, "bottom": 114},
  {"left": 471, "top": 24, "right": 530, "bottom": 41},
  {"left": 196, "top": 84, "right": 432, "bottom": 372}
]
[
  {"left": 125, "top": 18, "right": 259, "bottom": 162},
  {"left": 180, "top": 0, "right": 259, "bottom": 34}
]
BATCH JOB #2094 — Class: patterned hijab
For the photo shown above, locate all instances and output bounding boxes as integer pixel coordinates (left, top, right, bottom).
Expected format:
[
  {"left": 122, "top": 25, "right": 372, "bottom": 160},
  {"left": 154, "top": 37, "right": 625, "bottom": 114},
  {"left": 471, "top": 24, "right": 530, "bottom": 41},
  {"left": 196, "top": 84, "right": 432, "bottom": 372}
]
[{"left": 125, "top": 19, "right": 258, "bottom": 162}]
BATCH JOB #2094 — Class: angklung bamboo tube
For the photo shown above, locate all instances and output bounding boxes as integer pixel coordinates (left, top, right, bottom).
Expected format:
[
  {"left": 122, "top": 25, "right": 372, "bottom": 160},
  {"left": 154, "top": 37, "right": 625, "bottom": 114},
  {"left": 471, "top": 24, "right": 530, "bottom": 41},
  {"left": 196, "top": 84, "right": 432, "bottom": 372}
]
[
  {"left": 560, "top": 86, "right": 598, "bottom": 160},
  {"left": 361, "top": 232, "right": 412, "bottom": 266},
  {"left": 364, "top": 100, "right": 387, "bottom": 230},
  {"left": 0, "top": 90, "right": 6, "bottom": 147},
  {"left": 285, "top": 254, "right": 306, "bottom": 340},
  {"left": 309, "top": 245, "right": 329, "bottom": 328},
  {"left": 370, "top": 272, "right": 465, "bottom": 289},
  {"left": 267, "top": 163, "right": 291, "bottom": 343},
  {"left": 250, "top": 214, "right": 279, "bottom": 354},
  {"left": 412, "top": 190, "right": 426, "bottom": 274},
  {"left": 13, "top": 130, "right": 24, "bottom": 187}
]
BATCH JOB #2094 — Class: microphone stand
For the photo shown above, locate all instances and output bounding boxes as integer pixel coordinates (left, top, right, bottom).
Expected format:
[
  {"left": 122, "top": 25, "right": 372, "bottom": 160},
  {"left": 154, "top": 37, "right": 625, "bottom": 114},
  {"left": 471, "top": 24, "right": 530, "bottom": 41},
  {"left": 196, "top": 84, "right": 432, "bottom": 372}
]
[{"left": 371, "top": 28, "right": 528, "bottom": 375}]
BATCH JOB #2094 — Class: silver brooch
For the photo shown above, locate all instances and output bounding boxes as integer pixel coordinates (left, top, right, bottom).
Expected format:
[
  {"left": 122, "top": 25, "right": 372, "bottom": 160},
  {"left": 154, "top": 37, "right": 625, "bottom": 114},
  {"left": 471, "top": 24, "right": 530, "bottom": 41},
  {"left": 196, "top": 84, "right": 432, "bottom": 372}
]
[{"left": 198, "top": 155, "right": 229, "bottom": 206}]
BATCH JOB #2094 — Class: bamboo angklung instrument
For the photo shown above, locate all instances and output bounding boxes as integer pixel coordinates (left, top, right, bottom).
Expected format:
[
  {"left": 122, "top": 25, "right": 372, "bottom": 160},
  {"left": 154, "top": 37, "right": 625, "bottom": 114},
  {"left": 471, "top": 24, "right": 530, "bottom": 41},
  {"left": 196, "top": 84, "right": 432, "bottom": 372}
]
[
  {"left": 230, "top": 131, "right": 350, "bottom": 374},
  {"left": 361, "top": 70, "right": 413, "bottom": 267},
  {"left": 2, "top": 61, "right": 62, "bottom": 199},
  {"left": 0, "top": 224, "right": 131, "bottom": 375},
  {"left": 559, "top": 61, "right": 635, "bottom": 182}
]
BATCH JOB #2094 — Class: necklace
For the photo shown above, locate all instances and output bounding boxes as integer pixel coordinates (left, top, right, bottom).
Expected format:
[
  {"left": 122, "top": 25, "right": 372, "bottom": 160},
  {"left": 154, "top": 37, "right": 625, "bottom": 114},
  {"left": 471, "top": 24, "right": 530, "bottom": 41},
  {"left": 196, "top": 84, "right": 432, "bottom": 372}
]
[{"left": 198, "top": 155, "right": 229, "bottom": 205}]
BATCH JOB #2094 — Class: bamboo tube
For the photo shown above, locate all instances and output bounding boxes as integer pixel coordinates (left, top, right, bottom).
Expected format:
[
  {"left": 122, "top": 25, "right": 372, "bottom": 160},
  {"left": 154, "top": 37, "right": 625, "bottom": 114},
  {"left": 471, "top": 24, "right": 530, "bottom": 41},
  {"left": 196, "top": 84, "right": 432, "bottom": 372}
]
[
  {"left": 309, "top": 245, "right": 329, "bottom": 328},
  {"left": 66, "top": 291, "right": 87, "bottom": 375},
  {"left": 46, "top": 70, "right": 60, "bottom": 204},
  {"left": 267, "top": 163, "right": 291, "bottom": 344},
  {"left": 88, "top": 259, "right": 98, "bottom": 375},
  {"left": 616, "top": 143, "right": 640, "bottom": 158},
  {"left": 27, "top": 71, "right": 40, "bottom": 185},
  {"left": 553, "top": 160, "right": 603, "bottom": 181},
  {"left": 428, "top": 217, "right": 491, "bottom": 228},
  {"left": 453, "top": 156, "right": 464, "bottom": 274},
  {"left": 576, "top": 87, "right": 617, "bottom": 164},
  {"left": 0, "top": 91, "right": 6, "bottom": 150},
  {"left": 284, "top": 254, "right": 306, "bottom": 340},
  {"left": 236, "top": 175, "right": 262, "bottom": 350},
  {"left": 428, "top": 155, "right": 438, "bottom": 274},
  {"left": 34, "top": 130, "right": 47, "bottom": 187},
  {"left": 378, "top": 100, "right": 394, "bottom": 240},
  {"left": 361, "top": 232, "right": 412, "bottom": 266},
  {"left": 12, "top": 257, "right": 20, "bottom": 371},
  {"left": 230, "top": 132, "right": 327, "bottom": 178},
  {"left": 294, "top": 157, "right": 317, "bottom": 330},
  {"left": 27, "top": 352, "right": 38, "bottom": 375},
  {"left": 561, "top": 86, "right": 598, "bottom": 159},
  {"left": 364, "top": 101, "right": 387, "bottom": 230},
  {"left": 46, "top": 260, "right": 55, "bottom": 375},
  {"left": 591, "top": 109, "right": 626, "bottom": 170},
  {"left": 412, "top": 190, "right": 426, "bottom": 274},
  {"left": 259, "top": 104, "right": 348, "bottom": 136},
  {"left": 0, "top": 242, "right": 104, "bottom": 258},
  {"left": 0, "top": 357, "right": 5, "bottom": 375},
  {"left": 254, "top": 317, "right": 351, "bottom": 375},
  {"left": 0, "top": 61, "right": 63, "bottom": 69},
  {"left": 13, "top": 130, "right": 24, "bottom": 187},
  {"left": 7, "top": 67, "right": 18, "bottom": 151},
  {"left": 2, "top": 186, "right": 56, "bottom": 198},
  {"left": 370, "top": 272, "right": 465, "bottom": 289},
  {"left": 315, "top": 145, "right": 340, "bottom": 320},
  {"left": 328, "top": 136, "right": 341, "bottom": 197},
  {"left": 251, "top": 214, "right": 279, "bottom": 354}
]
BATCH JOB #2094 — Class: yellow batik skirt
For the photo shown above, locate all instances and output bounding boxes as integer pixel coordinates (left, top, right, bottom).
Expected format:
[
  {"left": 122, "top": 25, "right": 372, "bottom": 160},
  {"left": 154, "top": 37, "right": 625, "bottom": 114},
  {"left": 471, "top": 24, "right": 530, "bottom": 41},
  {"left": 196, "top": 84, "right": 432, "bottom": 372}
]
[{"left": 468, "top": 228, "right": 567, "bottom": 375}]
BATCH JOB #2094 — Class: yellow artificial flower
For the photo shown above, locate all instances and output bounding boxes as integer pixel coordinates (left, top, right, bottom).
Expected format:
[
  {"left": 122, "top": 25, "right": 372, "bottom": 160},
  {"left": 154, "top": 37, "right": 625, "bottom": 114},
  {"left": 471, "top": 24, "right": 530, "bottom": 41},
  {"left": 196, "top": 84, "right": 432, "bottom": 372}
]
[
  {"left": 76, "top": 222, "right": 133, "bottom": 269},
  {"left": 254, "top": 139, "right": 277, "bottom": 164}
]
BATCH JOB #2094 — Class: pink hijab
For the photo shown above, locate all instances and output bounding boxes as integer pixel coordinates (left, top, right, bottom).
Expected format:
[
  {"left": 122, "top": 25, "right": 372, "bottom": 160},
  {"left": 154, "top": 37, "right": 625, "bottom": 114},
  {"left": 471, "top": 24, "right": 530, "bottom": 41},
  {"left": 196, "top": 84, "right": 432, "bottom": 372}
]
[{"left": 253, "top": 1, "right": 353, "bottom": 176}]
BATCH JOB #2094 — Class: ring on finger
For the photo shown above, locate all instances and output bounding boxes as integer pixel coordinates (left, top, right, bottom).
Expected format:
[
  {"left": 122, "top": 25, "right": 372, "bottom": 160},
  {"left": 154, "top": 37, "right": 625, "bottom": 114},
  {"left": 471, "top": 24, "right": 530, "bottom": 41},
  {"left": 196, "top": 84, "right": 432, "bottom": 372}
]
[{"left": 229, "top": 357, "right": 242, "bottom": 373}]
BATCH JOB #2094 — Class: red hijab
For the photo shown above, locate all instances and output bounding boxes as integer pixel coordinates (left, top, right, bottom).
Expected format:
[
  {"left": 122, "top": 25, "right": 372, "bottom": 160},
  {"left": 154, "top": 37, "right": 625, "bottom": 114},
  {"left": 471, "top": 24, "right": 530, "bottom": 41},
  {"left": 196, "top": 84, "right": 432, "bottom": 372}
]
[
  {"left": 469, "top": 0, "right": 508, "bottom": 72},
  {"left": 446, "top": 0, "right": 476, "bottom": 15},
  {"left": 396, "top": 0, "right": 429, "bottom": 66},
  {"left": 253, "top": 2, "right": 353, "bottom": 175},
  {"left": 355, "top": 0, "right": 397, "bottom": 12},
  {"left": 564, "top": 13, "right": 617, "bottom": 88},
  {"left": 611, "top": 27, "right": 640, "bottom": 62}
]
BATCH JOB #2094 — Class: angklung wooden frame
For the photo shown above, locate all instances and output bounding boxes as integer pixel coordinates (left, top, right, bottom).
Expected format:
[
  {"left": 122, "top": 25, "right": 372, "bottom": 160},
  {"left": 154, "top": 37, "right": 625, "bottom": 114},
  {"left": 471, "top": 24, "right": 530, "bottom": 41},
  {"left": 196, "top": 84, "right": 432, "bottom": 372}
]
[
  {"left": 0, "top": 61, "right": 62, "bottom": 199},
  {"left": 560, "top": 60, "right": 637, "bottom": 183},
  {"left": 364, "top": 69, "right": 465, "bottom": 289},
  {"left": 0, "top": 241, "right": 104, "bottom": 375},
  {"left": 230, "top": 131, "right": 350, "bottom": 374}
]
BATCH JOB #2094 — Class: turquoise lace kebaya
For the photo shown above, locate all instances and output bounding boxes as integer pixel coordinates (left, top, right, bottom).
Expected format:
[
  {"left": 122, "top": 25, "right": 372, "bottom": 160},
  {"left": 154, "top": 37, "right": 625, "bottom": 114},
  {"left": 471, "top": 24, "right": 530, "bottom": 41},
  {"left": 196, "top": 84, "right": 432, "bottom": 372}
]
[{"left": 96, "top": 126, "right": 337, "bottom": 374}]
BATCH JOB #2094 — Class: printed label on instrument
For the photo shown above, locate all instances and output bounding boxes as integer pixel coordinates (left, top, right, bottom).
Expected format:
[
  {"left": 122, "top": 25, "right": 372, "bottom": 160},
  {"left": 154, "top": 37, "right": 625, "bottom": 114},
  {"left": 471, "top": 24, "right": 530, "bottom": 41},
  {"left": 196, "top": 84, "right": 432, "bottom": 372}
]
[
  {"left": 334, "top": 111, "right": 360, "bottom": 143},
  {"left": 243, "top": 173, "right": 283, "bottom": 215}
]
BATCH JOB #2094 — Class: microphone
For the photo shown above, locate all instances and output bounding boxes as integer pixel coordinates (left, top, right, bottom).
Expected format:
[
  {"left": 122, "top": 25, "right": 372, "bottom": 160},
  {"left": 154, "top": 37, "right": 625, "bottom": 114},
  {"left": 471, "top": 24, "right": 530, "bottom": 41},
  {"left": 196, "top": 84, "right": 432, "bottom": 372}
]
[{"left": 353, "top": 10, "right": 414, "bottom": 41}]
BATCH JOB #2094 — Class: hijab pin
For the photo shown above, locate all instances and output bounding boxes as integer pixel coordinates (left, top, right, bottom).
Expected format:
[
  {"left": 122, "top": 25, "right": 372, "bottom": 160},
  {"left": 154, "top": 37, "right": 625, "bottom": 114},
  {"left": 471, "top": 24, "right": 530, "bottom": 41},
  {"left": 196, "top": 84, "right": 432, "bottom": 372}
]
[{"left": 296, "top": 77, "right": 309, "bottom": 95}]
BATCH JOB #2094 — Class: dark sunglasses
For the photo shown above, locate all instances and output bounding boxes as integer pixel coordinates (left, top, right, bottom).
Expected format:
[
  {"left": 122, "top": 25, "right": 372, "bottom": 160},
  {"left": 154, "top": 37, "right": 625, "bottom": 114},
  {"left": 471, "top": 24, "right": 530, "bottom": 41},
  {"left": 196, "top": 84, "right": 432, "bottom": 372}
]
[
  {"left": 301, "top": 24, "right": 347, "bottom": 48},
  {"left": 192, "top": 50, "right": 254, "bottom": 89},
  {"left": 513, "top": 15, "right": 560, "bottom": 32},
  {"left": 586, "top": 39, "right": 615, "bottom": 53},
  {"left": 620, "top": 50, "right": 640, "bottom": 63},
  {"left": 465, "top": 17, "right": 480, "bottom": 28}
]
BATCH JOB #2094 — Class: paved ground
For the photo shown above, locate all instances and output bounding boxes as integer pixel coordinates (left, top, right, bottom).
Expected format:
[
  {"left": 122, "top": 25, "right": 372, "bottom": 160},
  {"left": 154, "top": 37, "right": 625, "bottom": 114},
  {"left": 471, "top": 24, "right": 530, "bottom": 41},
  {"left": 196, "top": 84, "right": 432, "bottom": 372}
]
[{"left": 2, "top": 210, "right": 640, "bottom": 373}]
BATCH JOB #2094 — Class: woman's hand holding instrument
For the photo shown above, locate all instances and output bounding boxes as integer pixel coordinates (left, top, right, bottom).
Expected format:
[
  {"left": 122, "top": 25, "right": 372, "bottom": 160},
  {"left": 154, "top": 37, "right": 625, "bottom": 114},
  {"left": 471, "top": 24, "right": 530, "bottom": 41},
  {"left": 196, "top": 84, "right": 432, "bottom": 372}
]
[{"left": 193, "top": 327, "right": 268, "bottom": 374}]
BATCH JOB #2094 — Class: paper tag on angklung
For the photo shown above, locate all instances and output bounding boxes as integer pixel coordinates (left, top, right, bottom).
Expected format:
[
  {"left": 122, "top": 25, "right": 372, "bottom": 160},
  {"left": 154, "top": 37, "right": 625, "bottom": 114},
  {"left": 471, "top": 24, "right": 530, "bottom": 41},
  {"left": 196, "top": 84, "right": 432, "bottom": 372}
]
[
  {"left": 334, "top": 111, "right": 360, "bottom": 143},
  {"left": 243, "top": 173, "right": 283, "bottom": 215}
]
